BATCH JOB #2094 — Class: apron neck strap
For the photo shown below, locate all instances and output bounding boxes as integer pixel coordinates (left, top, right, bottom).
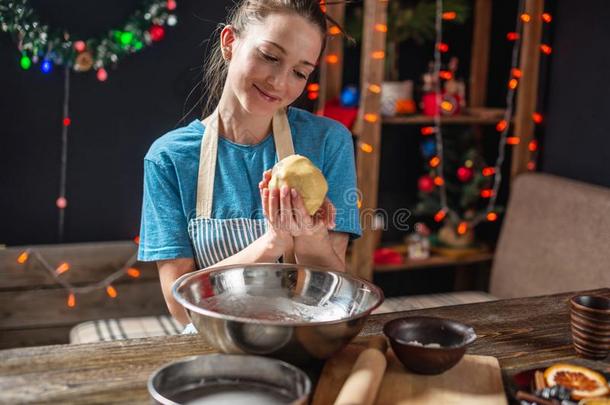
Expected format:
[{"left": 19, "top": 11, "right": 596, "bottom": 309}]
[
  {"left": 196, "top": 107, "right": 294, "bottom": 218},
  {"left": 272, "top": 107, "right": 295, "bottom": 160}
]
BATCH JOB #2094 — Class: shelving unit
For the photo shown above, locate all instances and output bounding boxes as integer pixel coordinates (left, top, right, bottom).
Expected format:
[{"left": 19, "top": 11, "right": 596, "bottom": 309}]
[
  {"left": 374, "top": 251, "right": 493, "bottom": 272},
  {"left": 318, "top": 0, "right": 544, "bottom": 281},
  {"left": 382, "top": 107, "right": 504, "bottom": 125}
]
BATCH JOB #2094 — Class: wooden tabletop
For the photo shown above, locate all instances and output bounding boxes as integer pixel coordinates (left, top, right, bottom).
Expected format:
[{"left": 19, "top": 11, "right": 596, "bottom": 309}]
[{"left": 1, "top": 288, "right": 609, "bottom": 404}]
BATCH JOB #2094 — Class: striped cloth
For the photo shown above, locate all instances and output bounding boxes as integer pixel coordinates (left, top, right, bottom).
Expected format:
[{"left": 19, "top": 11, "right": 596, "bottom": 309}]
[
  {"left": 373, "top": 290, "right": 497, "bottom": 314},
  {"left": 69, "top": 316, "right": 183, "bottom": 344}
]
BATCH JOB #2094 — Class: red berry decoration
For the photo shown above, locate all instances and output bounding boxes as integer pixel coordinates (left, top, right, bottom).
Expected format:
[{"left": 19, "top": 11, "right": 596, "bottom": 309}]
[
  {"left": 418, "top": 175, "right": 435, "bottom": 193},
  {"left": 74, "top": 41, "right": 86, "bottom": 52},
  {"left": 457, "top": 166, "right": 474, "bottom": 182},
  {"left": 149, "top": 25, "right": 165, "bottom": 42}
]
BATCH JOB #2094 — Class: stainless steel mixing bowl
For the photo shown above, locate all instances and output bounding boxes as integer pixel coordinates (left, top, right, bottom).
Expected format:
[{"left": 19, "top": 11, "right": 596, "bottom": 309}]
[
  {"left": 172, "top": 263, "right": 384, "bottom": 364},
  {"left": 148, "top": 354, "right": 311, "bottom": 404}
]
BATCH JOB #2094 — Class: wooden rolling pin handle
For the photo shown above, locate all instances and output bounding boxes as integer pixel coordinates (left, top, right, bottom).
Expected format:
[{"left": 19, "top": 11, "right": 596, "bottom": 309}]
[{"left": 333, "top": 336, "right": 389, "bottom": 405}]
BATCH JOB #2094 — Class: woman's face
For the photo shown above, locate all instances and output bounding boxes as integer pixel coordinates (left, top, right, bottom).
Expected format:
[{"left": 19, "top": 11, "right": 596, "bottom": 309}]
[{"left": 222, "top": 13, "right": 323, "bottom": 116}]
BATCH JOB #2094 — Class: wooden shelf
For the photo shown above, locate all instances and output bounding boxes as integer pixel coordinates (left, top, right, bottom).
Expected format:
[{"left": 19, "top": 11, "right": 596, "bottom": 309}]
[
  {"left": 382, "top": 108, "right": 505, "bottom": 126},
  {"left": 374, "top": 251, "right": 494, "bottom": 273}
]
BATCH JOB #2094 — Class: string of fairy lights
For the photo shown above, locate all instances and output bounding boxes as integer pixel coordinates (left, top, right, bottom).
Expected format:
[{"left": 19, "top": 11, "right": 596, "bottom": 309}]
[
  {"left": 426, "top": 0, "right": 553, "bottom": 231},
  {"left": 16, "top": 244, "right": 142, "bottom": 308},
  {"left": 341, "top": 0, "right": 552, "bottom": 236},
  {"left": 5, "top": 0, "right": 180, "bottom": 308}
]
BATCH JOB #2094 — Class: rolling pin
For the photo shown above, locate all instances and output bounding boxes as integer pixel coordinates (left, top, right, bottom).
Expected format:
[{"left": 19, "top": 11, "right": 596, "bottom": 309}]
[{"left": 333, "top": 336, "right": 389, "bottom": 405}]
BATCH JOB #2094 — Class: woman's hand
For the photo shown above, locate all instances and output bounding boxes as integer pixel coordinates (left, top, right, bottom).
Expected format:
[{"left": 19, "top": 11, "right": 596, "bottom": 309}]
[
  {"left": 259, "top": 169, "right": 336, "bottom": 240},
  {"left": 259, "top": 170, "right": 292, "bottom": 252}
]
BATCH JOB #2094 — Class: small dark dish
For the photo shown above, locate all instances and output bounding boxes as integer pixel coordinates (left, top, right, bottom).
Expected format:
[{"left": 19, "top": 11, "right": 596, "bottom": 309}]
[{"left": 383, "top": 316, "right": 477, "bottom": 375}]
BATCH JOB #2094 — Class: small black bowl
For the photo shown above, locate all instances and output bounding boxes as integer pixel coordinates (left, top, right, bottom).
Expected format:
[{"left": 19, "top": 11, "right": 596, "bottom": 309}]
[{"left": 383, "top": 316, "right": 477, "bottom": 375}]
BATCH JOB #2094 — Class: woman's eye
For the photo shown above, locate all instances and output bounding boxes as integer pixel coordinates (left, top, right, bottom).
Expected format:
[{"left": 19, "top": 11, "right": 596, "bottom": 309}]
[
  {"left": 260, "top": 51, "right": 278, "bottom": 63},
  {"left": 294, "top": 71, "right": 307, "bottom": 80}
]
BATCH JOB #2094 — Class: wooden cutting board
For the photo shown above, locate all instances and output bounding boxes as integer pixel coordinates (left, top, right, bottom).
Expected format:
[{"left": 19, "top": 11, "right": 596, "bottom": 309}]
[{"left": 312, "top": 343, "right": 508, "bottom": 405}]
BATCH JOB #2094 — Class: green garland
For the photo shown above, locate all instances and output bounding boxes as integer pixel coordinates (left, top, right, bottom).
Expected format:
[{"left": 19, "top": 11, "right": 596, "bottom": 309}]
[{"left": 0, "top": 0, "right": 177, "bottom": 76}]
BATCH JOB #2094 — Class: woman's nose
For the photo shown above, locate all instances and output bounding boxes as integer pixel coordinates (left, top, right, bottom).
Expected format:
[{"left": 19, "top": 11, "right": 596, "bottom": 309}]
[{"left": 267, "top": 67, "right": 289, "bottom": 91}]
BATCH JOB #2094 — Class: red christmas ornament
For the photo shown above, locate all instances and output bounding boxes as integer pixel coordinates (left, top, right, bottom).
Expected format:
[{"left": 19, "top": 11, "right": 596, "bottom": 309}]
[
  {"left": 418, "top": 175, "right": 435, "bottom": 193},
  {"left": 149, "top": 25, "right": 165, "bottom": 42},
  {"left": 166, "top": 0, "right": 177, "bottom": 10},
  {"left": 56, "top": 197, "right": 68, "bottom": 209},
  {"left": 457, "top": 166, "right": 474, "bottom": 182},
  {"left": 74, "top": 41, "right": 86, "bottom": 52},
  {"left": 96, "top": 68, "right": 108, "bottom": 82}
]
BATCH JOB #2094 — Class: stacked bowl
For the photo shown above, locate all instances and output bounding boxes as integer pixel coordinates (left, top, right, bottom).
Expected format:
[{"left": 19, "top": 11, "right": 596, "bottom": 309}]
[{"left": 569, "top": 295, "right": 610, "bottom": 359}]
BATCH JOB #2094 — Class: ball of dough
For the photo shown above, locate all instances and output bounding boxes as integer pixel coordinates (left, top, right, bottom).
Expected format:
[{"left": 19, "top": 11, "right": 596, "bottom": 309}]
[{"left": 268, "top": 154, "right": 328, "bottom": 216}]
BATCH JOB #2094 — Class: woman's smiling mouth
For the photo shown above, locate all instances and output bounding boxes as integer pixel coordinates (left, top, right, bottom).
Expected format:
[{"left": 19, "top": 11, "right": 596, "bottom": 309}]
[{"left": 253, "top": 84, "right": 280, "bottom": 103}]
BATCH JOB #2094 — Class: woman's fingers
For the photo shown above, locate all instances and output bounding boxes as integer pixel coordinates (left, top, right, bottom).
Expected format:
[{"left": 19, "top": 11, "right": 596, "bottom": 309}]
[
  {"left": 291, "top": 188, "right": 314, "bottom": 235},
  {"left": 259, "top": 169, "right": 273, "bottom": 190},
  {"left": 279, "top": 186, "right": 294, "bottom": 234},
  {"left": 269, "top": 187, "right": 281, "bottom": 226},
  {"left": 326, "top": 198, "right": 337, "bottom": 229},
  {"left": 261, "top": 187, "right": 270, "bottom": 219}
]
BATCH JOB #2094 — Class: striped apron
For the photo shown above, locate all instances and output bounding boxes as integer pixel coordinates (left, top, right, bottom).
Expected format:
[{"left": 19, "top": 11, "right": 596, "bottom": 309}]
[{"left": 188, "top": 106, "right": 296, "bottom": 270}]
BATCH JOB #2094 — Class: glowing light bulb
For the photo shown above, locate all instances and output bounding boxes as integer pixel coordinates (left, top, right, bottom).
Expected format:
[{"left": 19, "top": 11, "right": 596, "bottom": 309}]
[
  {"left": 496, "top": 120, "right": 508, "bottom": 132},
  {"left": 360, "top": 143, "right": 373, "bottom": 153},
  {"left": 421, "top": 126, "right": 436, "bottom": 136},
  {"left": 434, "top": 209, "right": 447, "bottom": 222},
  {"left": 17, "top": 251, "right": 29, "bottom": 264},
  {"left": 368, "top": 84, "right": 381, "bottom": 94},
  {"left": 482, "top": 167, "right": 495, "bottom": 176},
  {"left": 364, "top": 113, "right": 378, "bottom": 123},
  {"left": 106, "top": 285, "right": 118, "bottom": 298},
  {"left": 457, "top": 222, "right": 468, "bottom": 235},
  {"left": 437, "top": 43, "right": 449, "bottom": 53},
  {"left": 20, "top": 55, "right": 32, "bottom": 70},
  {"left": 41, "top": 59, "right": 53, "bottom": 74},
  {"left": 97, "top": 68, "right": 108, "bottom": 82},
  {"left": 127, "top": 268, "right": 141, "bottom": 278},
  {"left": 67, "top": 293, "right": 76, "bottom": 308},
  {"left": 56, "top": 262, "right": 70, "bottom": 275},
  {"left": 326, "top": 54, "right": 339, "bottom": 64}
]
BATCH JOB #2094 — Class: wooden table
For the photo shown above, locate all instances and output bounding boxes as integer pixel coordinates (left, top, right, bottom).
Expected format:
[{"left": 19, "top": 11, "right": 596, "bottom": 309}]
[{"left": 1, "top": 288, "right": 609, "bottom": 404}]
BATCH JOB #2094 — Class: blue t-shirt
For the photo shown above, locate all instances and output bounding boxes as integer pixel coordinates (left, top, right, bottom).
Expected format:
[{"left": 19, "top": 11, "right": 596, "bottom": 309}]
[{"left": 137, "top": 106, "right": 362, "bottom": 262}]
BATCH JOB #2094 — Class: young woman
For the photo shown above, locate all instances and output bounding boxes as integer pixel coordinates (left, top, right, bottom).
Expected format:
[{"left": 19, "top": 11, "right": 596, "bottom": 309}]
[{"left": 138, "top": 0, "right": 362, "bottom": 326}]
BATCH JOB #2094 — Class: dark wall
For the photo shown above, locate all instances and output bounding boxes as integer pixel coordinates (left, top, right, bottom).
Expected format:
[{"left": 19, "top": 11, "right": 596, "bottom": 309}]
[
  {"left": 1, "top": 0, "right": 232, "bottom": 245},
  {"left": 540, "top": 0, "right": 610, "bottom": 187}
]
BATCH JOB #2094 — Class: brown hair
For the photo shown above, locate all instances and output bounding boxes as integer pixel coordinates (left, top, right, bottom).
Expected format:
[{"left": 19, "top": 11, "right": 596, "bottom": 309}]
[{"left": 199, "top": 0, "right": 348, "bottom": 118}]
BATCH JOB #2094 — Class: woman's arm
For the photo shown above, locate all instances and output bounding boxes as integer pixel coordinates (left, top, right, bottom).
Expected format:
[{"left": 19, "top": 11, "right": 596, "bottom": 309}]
[
  {"left": 157, "top": 232, "right": 289, "bottom": 326},
  {"left": 294, "top": 230, "right": 349, "bottom": 271},
  {"left": 157, "top": 258, "right": 196, "bottom": 325}
]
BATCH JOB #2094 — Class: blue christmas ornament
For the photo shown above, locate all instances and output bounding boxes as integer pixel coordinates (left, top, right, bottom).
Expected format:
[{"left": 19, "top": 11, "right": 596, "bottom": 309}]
[
  {"left": 421, "top": 139, "right": 436, "bottom": 158},
  {"left": 41, "top": 59, "right": 53, "bottom": 74},
  {"left": 340, "top": 85, "right": 359, "bottom": 107}
]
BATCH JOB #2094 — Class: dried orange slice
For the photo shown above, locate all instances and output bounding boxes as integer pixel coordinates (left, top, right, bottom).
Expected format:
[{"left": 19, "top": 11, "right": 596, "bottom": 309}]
[
  {"left": 544, "top": 364, "right": 609, "bottom": 400},
  {"left": 579, "top": 399, "right": 610, "bottom": 405}
]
